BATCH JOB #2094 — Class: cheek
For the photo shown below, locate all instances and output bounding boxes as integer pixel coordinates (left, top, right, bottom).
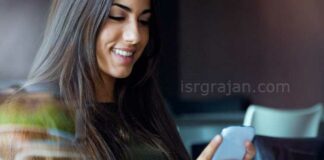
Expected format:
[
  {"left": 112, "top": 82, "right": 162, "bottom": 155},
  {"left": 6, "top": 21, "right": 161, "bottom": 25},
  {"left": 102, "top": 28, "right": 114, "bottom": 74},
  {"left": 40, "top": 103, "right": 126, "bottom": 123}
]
[
  {"left": 95, "top": 27, "right": 116, "bottom": 61},
  {"left": 96, "top": 22, "right": 120, "bottom": 49},
  {"left": 95, "top": 37, "right": 106, "bottom": 66},
  {"left": 95, "top": 30, "right": 111, "bottom": 71},
  {"left": 143, "top": 29, "right": 149, "bottom": 45},
  {"left": 96, "top": 37, "right": 104, "bottom": 55},
  {"left": 139, "top": 30, "right": 150, "bottom": 53},
  {"left": 97, "top": 30, "right": 113, "bottom": 49},
  {"left": 144, "top": 34, "right": 149, "bottom": 47},
  {"left": 96, "top": 31, "right": 107, "bottom": 55}
]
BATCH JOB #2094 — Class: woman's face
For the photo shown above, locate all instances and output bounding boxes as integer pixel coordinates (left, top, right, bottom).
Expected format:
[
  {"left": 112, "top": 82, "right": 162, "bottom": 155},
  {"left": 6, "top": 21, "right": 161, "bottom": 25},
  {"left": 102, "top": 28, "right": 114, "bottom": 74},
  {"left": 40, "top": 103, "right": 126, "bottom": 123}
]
[{"left": 96, "top": 0, "right": 151, "bottom": 79}]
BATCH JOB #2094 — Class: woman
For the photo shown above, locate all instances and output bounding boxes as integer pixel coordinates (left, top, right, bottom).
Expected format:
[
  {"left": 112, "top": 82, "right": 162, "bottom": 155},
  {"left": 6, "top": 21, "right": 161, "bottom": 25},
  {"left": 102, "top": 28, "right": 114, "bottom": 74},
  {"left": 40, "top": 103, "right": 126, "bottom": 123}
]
[{"left": 25, "top": 0, "right": 255, "bottom": 159}]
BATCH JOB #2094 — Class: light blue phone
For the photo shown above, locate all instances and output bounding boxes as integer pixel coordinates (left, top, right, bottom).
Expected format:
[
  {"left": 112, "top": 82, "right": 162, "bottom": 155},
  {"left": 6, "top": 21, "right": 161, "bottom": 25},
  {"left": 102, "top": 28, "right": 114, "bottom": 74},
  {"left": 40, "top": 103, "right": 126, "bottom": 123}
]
[{"left": 212, "top": 126, "right": 255, "bottom": 160}]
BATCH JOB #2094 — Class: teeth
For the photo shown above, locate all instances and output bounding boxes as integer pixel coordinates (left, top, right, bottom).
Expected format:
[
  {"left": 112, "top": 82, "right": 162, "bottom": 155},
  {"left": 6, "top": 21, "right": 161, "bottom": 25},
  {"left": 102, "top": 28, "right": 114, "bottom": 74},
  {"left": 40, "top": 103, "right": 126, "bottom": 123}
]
[{"left": 113, "top": 49, "right": 133, "bottom": 57}]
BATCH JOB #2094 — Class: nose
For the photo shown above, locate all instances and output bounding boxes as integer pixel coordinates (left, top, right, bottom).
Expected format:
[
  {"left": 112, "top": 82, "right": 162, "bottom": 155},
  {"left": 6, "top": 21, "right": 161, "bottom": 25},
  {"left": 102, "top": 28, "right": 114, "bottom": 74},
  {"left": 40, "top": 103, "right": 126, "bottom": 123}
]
[{"left": 123, "top": 20, "right": 141, "bottom": 45}]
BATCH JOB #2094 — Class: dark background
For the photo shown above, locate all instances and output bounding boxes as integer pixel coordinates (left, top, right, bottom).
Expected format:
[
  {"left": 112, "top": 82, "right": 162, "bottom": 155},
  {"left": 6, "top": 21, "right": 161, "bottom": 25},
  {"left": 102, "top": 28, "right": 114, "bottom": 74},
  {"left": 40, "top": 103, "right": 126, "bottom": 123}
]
[{"left": 159, "top": 0, "right": 324, "bottom": 113}]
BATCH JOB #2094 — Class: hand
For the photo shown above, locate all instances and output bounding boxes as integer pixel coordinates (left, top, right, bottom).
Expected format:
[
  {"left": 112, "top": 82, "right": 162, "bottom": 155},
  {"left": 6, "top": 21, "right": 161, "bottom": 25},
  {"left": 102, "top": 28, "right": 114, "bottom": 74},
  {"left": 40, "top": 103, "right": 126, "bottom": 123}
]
[{"left": 196, "top": 135, "right": 256, "bottom": 160}]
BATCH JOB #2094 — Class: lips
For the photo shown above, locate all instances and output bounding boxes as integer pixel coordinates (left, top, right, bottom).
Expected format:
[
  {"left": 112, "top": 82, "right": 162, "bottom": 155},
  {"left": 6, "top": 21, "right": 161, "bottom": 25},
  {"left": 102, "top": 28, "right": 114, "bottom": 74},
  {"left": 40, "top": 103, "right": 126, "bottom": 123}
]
[
  {"left": 112, "top": 48, "right": 134, "bottom": 57},
  {"left": 111, "top": 48, "right": 136, "bottom": 65}
]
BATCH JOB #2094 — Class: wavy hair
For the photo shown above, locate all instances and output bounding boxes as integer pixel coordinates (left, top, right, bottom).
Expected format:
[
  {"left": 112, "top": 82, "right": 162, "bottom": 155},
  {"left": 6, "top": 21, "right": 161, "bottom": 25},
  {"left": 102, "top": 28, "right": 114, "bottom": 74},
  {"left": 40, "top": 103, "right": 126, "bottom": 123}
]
[{"left": 26, "top": 0, "right": 189, "bottom": 159}]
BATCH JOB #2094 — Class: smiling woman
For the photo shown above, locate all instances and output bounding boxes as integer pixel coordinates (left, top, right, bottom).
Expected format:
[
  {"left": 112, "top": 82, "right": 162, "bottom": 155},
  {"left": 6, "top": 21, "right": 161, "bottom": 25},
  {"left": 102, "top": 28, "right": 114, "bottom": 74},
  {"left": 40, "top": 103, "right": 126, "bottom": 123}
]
[
  {"left": 17, "top": 0, "right": 255, "bottom": 160},
  {"left": 24, "top": 0, "right": 190, "bottom": 159}
]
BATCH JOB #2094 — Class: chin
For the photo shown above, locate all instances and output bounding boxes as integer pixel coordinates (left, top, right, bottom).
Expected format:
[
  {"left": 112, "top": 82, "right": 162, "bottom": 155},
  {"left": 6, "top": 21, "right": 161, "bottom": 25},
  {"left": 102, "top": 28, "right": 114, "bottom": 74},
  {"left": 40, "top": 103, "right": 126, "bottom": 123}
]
[
  {"left": 99, "top": 66, "right": 134, "bottom": 79},
  {"left": 110, "top": 70, "right": 133, "bottom": 79},
  {"left": 115, "top": 73, "right": 131, "bottom": 79}
]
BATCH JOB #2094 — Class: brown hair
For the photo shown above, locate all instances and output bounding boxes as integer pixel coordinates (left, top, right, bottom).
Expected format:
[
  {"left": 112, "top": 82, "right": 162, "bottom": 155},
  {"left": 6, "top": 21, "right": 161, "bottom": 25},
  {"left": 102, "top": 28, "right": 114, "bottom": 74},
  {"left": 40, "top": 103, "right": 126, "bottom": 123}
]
[{"left": 26, "top": 0, "right": 190, "bottom": 159}]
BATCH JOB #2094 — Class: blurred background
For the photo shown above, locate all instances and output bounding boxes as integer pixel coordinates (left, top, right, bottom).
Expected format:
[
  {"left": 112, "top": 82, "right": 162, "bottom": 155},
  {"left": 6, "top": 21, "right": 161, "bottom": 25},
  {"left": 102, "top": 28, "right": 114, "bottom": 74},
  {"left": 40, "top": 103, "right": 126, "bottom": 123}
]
[
  {"left": 1, "top": 0, "right": 324, "bottom": 157},
  {"left": 0, "top": 0, "right": 49, "bottom": 81},
  {"left": 159, "top": 0, "right": 324, "bottom": 109}
]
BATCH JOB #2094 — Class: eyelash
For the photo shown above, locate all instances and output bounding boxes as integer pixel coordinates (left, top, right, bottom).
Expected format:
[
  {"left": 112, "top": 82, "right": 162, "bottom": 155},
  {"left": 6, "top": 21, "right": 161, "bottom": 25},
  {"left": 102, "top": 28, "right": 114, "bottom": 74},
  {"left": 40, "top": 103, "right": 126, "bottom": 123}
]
[
  {"left": 139, "top": 20, "right": 150, "bottom": 26},
  {"left": 108, "top": 16, "right": 124, "bottom": 21},
  {"left": 108, "top": 16, "right": 150, "bottom": 26}
]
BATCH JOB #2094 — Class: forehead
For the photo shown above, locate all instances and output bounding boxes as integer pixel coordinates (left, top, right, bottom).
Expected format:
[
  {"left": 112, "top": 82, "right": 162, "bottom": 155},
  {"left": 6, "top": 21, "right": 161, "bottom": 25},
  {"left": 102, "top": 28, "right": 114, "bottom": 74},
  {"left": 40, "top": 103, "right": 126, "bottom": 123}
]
[{"left": 112, "top": 0, "right": 151, "bottom": 11}]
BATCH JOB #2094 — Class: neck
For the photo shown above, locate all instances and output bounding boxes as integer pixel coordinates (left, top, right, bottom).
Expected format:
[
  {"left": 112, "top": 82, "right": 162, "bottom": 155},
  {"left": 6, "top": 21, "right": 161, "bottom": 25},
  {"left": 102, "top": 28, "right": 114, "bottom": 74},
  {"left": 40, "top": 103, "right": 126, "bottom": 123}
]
[{"left": 95, "top": 74, "right": 115, "bottom": 103}]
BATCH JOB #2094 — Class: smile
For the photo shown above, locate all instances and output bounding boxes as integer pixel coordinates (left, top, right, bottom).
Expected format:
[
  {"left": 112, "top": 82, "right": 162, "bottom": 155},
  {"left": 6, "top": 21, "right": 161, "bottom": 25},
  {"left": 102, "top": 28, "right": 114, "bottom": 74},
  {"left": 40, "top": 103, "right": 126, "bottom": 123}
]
[{"left": 112, "top": 49, "right": 134, "bottom": 57}]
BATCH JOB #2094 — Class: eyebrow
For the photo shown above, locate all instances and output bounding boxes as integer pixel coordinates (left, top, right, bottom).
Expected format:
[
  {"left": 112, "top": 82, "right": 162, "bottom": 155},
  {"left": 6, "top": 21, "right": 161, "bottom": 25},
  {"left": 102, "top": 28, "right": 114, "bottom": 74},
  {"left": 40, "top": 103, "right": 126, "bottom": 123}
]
[{"left": 112, "top": 3, "right": 152, "bottom": 15}]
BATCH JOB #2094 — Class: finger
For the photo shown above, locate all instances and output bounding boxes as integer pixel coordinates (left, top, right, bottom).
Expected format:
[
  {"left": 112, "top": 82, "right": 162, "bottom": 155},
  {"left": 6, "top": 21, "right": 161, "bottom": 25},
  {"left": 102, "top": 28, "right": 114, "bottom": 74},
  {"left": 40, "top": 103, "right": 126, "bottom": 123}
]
[
  {"left": 243, "top": 141, "right": 256, "bottom": 160},
  {"left": 197, "top": 135, "right": 222, "bottom": 160}
]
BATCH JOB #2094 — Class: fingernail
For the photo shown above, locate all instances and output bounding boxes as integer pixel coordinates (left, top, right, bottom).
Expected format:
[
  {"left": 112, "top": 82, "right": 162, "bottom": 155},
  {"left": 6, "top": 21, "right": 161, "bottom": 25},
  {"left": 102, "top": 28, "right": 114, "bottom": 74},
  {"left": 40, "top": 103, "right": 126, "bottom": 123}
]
[{"left": 214, "top": 134, "right": 221, "bottom": 141}]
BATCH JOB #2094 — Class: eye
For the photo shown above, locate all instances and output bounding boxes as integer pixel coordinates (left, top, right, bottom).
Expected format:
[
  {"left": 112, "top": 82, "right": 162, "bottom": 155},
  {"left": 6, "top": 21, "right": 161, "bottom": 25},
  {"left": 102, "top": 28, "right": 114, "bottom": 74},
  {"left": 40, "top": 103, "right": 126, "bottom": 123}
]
[
  {"left": 108, "top": 15, "right": 125, "bottom": 21},
  {"left": 139, "top": 19, "right": 150, "bottom": 26},
  {"left": 138, "top": 16, "right": 151, "bottom": 26}
]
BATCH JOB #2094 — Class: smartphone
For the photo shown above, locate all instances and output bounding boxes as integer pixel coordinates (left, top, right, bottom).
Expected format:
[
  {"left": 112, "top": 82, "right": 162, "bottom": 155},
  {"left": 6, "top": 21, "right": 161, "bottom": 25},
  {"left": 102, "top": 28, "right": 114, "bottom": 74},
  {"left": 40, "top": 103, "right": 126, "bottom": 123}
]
[{"left": 212, "top": 126, "right": 255, "bottom": 160}]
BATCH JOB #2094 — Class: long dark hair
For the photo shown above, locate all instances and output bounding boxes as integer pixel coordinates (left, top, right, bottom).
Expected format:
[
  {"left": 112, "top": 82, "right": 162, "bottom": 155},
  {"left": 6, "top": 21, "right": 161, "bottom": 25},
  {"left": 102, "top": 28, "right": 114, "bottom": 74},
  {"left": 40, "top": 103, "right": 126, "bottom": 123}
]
[{"left": 26, "top": 0, "right": 189, "bottom": 159}]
